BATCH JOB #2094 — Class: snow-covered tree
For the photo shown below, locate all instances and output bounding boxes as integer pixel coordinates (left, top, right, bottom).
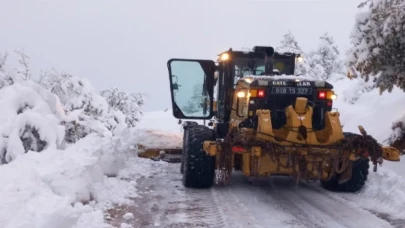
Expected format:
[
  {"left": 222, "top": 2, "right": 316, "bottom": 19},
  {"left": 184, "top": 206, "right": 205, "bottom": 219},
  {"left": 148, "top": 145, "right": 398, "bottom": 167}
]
[
  {"left": 277, "top": 31, "right": 302, "bottom": 54},
  {"left": 37, "top": 68, "right": 106, "bottom": 115},
  {"left": 307, "top": 33, "right": 343, "bottom": 80},
  {"left": 182, "top": 101, "right": 199, "bottom": 114},
  {"left": 346, "top": 0, "right": 405, "bottom": 93},
  {"left": 14, "top": 49, "right": 31, "bottom": 80},
  {"left": 182, "top": 83, "right": 203, "bottom": 114},
  {"left": 0, "top": 56, "right": 66, "bottom": 164},
  {"left": 0, "top": 52, "right": 13, "bottom": 89},
  {"left": 37, "top": 68, "right": 121, "bottom": 142},
  {"left": 276, "top": 31, "right": 309, "bottom": 76},
  {"left": 0, "top": 52, "right": 8, "bottom": 70},
  {"left": 100, "top": 87, "right": 144, "bottom": 127}
]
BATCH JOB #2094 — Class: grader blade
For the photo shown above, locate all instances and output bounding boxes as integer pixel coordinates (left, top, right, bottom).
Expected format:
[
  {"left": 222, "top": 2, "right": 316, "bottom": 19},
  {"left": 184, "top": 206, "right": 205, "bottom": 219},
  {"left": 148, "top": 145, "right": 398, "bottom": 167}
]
[
  {"left": 358, "top": 125, "right": 401, "bottom": 162},
  {"left": 137, "top": 144, "right": 182, "bottom": 163}
]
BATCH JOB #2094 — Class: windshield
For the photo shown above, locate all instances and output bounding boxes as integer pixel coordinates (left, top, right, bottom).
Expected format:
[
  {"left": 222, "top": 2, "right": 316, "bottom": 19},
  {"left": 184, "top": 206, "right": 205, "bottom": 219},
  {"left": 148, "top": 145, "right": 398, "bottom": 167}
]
[
  {"left": 233, "top": 56, "right": 294, "bottom": 78},
  {"left": 234, "top": 57, "right": 265, "bottom": 77}
]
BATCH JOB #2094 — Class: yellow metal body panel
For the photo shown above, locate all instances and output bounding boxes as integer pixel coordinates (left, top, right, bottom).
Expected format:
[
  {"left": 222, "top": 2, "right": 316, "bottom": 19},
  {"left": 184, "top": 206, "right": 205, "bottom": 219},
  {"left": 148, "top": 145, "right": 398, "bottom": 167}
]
[
  {"left": 203, "top": 141, "right": 218, "bottom": 156},
  {"left": 200, "top": 79, "right": 401, "bottom": 182},
  {"left": 254, "top": 97, "right": 345, "bottom": 146}
]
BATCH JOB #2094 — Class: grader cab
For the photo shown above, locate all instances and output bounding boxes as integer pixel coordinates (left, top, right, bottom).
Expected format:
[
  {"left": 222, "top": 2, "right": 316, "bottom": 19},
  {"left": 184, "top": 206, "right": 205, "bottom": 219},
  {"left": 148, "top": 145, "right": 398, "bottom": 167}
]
[{"left": 162, "top": 46, "right": 401, "bottom": 192}]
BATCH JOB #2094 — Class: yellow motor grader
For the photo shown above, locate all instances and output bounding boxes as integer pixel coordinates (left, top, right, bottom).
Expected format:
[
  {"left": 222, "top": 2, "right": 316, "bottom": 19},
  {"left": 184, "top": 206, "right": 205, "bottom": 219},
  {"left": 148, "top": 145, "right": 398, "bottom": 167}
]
[{"left": 162, "top": 46, "right": 400, "bottom": 192}]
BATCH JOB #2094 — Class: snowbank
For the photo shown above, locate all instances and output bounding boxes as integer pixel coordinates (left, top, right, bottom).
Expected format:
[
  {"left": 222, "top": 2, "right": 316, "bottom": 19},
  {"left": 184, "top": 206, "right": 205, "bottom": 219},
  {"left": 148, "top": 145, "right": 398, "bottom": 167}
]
[
  {"left": 0, "top": 56, "right": 143, "bottom": 227},
  {"left": 0, "top": 82, "right": 66, "bottom": 163},
  {"left": 0, "top": 130, "right": 154, "bottom": 228},
  {"left": 1, "top": 135, "right": 107, "bottom": 228},
  {"left": 332, "top": 76, "right": 405, "bottom": 143}
]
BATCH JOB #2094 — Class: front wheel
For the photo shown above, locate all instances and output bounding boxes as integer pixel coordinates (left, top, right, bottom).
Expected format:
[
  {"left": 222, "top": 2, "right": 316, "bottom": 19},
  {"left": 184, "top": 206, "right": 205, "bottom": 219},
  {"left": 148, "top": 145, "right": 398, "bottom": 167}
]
[
  {"left": 180, "top": 121, "right": 198, "bottom": 174},
  {"left": 182, "top": 125, "right": 215, "bottom": 188}
]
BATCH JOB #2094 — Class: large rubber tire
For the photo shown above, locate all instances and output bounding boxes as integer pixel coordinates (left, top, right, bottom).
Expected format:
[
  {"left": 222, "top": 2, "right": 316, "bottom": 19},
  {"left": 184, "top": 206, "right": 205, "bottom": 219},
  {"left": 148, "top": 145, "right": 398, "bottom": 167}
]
[
  {"left": 321, "top": 158, "right": 369, "bottom": 192},
  {"left": 180, "top": 121, "right": 198, "bottom": 174},
  {"left": 321, "top": 132, "right": 370, "bottom": 192},
  {"left": 182, "top": 125, "right": 215, "bottom": 188}
]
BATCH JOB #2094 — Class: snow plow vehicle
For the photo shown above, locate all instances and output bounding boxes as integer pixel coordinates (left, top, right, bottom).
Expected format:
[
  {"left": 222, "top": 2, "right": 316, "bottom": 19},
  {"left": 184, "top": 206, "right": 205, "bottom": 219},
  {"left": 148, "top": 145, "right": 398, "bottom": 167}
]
[{"left": 165, "top": 46, "right": 401, "bottom": 192}]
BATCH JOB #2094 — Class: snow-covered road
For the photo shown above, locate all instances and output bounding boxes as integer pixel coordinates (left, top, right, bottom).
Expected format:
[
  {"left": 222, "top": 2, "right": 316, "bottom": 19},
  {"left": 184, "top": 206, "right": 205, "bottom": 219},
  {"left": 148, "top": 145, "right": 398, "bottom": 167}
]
[{"left": 106, "top": 161, "right": 403, "bottom": 228}]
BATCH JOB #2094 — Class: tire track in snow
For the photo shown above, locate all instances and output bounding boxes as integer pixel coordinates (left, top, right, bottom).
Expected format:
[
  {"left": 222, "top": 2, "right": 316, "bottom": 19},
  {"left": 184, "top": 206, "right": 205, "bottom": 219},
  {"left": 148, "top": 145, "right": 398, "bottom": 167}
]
[
  {"left": 132, "top": 163, "right": 266, "bottom": 228},
  {"left": 210, "top": 186, "right": 264, "bottom": 228},
  {"left": 161, "top": 165, "right": 265, "bottom": 228},
  {"left": 244, "top": 175, "right": 393, "bottom": 228},
  {"left": 308, "top": 183, "right": 405, "bottom": 228},
  {"left": 146, "top": 163, "right": 228, "bottom": 228},
  {"left": 109, "top": 161, "right": 396, "bottom": 228},
  {"left": 226, "top": 174, "right": 319, "bottom": 228},
  {"left": 162, "top": 188, "right": 227, "bottom": 228}
]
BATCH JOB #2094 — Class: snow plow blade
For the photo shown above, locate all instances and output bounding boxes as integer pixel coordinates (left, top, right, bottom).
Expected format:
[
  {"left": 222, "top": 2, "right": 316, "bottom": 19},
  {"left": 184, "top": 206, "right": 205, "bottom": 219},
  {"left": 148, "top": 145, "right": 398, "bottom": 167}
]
[
  {"left": 135, "top": 129, "right": 183, "bottom": 163},
  {"left": 381, "top": 146, "right": 400, "bottom": 161},
  {"left": 137, "top": 144, "right": 182, "bottom": 163}
]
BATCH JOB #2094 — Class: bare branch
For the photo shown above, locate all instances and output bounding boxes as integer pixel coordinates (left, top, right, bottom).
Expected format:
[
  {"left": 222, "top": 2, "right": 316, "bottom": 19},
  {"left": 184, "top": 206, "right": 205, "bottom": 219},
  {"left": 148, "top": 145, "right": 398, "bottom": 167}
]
[
  {"left": 0, "top": 51, "right": 8, "bottom": 70},
  {"left": 14, "top": 49, "right": 31, "bottom": 80}
]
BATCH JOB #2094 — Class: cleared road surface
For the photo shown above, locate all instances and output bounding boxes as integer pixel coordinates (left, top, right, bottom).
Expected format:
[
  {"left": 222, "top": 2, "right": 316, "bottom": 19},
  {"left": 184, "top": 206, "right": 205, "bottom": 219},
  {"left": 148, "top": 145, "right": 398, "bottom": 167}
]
[{"left": 106, "top": 162, "right": 403, "bottom": 228}]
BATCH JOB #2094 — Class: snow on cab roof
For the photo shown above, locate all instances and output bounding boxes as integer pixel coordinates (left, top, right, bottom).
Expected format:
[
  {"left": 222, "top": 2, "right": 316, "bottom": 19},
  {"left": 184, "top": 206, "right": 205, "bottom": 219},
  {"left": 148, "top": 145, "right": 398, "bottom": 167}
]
[{"left": 243, "top": 74, "right": 317, "bottom": 81}]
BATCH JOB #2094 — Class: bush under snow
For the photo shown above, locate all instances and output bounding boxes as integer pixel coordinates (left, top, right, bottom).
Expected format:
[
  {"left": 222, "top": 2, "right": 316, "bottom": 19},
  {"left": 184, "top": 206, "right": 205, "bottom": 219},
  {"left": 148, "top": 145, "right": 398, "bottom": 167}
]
[
  {"left": 37, "top": 69, "right": 132, "bottom": 142},
  {"left": 0, "top": 51, "right": 145, "bottom": 227},
  {"left": 100, "top": 87, "right": 143, "bottom": 128}
]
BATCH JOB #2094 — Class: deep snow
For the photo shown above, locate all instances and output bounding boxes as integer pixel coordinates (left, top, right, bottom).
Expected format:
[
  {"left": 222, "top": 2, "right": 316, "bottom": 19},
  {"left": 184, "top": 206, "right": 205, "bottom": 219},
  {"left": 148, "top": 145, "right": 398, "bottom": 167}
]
[{"left": 2, "top": 63, "right": 405, "bottom": 227}]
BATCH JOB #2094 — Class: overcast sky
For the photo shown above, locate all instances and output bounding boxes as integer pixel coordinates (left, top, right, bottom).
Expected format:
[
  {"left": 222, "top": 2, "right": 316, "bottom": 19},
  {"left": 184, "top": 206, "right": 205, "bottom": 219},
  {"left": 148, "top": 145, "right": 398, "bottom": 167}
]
[{"left": 0, "top": 0, "right": 363, "bottom": 111}]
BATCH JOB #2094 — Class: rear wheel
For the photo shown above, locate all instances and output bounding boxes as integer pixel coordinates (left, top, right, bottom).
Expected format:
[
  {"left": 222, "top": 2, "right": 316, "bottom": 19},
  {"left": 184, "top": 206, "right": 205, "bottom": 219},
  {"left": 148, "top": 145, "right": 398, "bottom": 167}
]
[
  {"left": 321, "top": 157, "right": 369, "bottom": 192},
  {"left": 321, "top": 132, "right": 370, "bottom": 192},
  {"left": 182, "top": 125, "right": 215, "bottom": 188}
]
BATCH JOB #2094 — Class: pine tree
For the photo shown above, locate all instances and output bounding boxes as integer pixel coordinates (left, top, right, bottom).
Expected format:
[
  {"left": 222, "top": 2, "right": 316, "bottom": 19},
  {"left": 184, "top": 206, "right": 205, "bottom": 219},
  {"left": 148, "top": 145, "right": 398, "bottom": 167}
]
[
  {"left": 277, "top": 31, "right": 302, "bottom": 54},
  {"left": 307, "top": 33, "right": 343, "bottom": 80},
  {"left": 346, "top": 0, "right": 405, "bottom": 93},
  {"left": 276, "top": 31, "right": 308, "bottom": 75}
]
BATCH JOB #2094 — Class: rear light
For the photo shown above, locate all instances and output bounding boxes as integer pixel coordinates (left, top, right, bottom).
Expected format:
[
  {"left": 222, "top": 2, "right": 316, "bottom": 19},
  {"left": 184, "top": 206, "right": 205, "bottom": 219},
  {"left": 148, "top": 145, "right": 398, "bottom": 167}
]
[
  {"left": 318, "top": 91, "right": 326, "bottom": 99},
  {"left": 327, "top": 101, "right": 333, "bottom": 106},
  {"left": 232, "top": 146, "right": 245, "bottom": 153},
  {"left": 258, "top": 89, "right": 265, "bottom": 98}
]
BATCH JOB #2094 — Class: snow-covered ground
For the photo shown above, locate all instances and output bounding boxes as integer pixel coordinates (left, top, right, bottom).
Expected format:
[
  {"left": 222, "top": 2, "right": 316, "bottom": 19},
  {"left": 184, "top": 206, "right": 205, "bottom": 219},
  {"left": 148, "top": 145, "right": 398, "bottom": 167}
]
[
  {"left": 129, "top": 103, "right": 405, "bottom": 228},
  {"left": 2, "top": 54, "right": 405, "bottom": 227}
]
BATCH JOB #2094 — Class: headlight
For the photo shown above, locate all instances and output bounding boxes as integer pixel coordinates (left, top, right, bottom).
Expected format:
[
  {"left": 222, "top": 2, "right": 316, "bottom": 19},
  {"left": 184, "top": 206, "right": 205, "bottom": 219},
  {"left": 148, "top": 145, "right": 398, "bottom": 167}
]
[
  {"left": 244, "top": 78, "right": 253, "bottom": 84},
  {"left": 237, "top": 91, "right": 246, "bottom": 98},
  {"left": 220, "top": 53, "right": 229, "bottom": 61}
]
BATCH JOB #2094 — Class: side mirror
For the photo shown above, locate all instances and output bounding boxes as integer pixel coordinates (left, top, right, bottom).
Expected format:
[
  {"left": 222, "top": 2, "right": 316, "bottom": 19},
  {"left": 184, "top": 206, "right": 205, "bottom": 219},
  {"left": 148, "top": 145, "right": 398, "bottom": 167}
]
[
  {"left": 172, "top": 83, "right": 179, "bottom": 91},
  {"left": 167, "top": 59, "right": 216, "bottom": 120},
  {"left": 172, "top": 75, "right": 180, "bottom": 91}
]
